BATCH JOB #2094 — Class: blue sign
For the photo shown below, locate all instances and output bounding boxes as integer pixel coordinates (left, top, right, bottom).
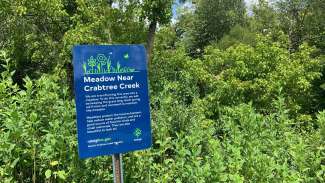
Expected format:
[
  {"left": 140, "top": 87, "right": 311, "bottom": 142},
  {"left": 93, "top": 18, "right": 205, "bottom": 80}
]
[{"left": 73, "top": 45, "right": 152, "bottom": 159}]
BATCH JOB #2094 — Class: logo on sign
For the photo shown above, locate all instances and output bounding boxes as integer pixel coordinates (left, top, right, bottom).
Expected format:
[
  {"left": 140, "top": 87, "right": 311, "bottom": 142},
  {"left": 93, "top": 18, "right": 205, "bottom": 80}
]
[{"left": 133, "top": 128, "right": 142, "bottom": 138}]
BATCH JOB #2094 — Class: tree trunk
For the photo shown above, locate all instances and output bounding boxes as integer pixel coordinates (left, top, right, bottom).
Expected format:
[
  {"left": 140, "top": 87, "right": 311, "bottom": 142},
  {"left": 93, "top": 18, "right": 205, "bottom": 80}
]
[
  {"left": 288, "top": 8, "right": 302, "bottom": 53},
  {"left": 146, "top": 20, "right": 157, "bottom": 64},
  {"left": 66, "top": 62, "right": 74, "bottom": 98}
]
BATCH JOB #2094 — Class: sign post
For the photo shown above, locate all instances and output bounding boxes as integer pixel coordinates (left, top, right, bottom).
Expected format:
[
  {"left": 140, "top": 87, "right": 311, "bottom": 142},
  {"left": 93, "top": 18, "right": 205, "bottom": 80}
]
[
  {"left": 112, "top": 154, "right": 123, "bottom": 183},
  {"left": 73, "top": 45, "right": 152, "bottom": 182}
]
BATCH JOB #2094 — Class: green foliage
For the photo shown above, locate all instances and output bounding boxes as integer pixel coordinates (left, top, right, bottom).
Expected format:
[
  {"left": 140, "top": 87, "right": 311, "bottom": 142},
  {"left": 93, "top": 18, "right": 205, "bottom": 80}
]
[
  {"left": 0, "top": 0, "right": 70, "bottom": 84},
  {"left": 304, "top": 0, "right": 325, "bottom": 54},
  {"left": 217, "top": 102, "right": 324, "bottom": 182},
  {"left": 1, "top": 0, "right": 325, "bottom": 182},
  {"left": 2, "top": 38, "right": 323, "bottom": 181},
  {"left": 251, "top": 0, "right": 280, "bottom": 34},
  {"left": 203, "top": 36, "right": 322, "bottom": 117},
  {"left": 185, "top": 0, "right": 247, "bottom": 56},
  {"left": 0, "top": 62, "right": 115, "bottom": 182},
  {"left": 276, "top": 0, "right": 325, "bottom": 53},
  {"left": 1, "top": 0, "right": 147, "bottom": 85},
  {"left": 214, "top": 25, "right": 257, "bottom": 50},
  {"left": 317, "top": 111, "right": 325, "bottom": 142},
  {"left": 141, "top": 0, "right": 173, "bottom": 25}
]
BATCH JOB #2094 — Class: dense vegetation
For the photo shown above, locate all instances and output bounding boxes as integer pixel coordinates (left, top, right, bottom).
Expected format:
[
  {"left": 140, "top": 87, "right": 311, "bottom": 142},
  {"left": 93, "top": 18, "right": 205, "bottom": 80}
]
[{"left": 0, "top": 0, "right": 324, "bottom": 182}]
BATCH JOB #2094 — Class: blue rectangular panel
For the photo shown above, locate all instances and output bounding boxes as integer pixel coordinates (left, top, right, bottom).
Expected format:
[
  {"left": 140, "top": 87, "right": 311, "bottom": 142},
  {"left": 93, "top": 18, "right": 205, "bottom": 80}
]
[{"left": 73, "top": 45, "right": 152, "bottom": 159}]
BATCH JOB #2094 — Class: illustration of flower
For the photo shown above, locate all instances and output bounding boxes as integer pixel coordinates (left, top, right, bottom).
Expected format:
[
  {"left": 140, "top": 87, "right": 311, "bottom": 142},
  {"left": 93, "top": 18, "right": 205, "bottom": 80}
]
[
  {"left": 97, "top": 54, "right": 107, "bottom": 62},
  {"left": 97, "top": 54, "right": 108, "bottom": 73}
]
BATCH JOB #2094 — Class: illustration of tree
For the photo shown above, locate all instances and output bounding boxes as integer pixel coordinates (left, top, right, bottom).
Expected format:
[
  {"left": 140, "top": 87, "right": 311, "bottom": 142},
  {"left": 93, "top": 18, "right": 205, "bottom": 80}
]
[{"left": 87, "top": 56, "right": 97, "bottom": 73}]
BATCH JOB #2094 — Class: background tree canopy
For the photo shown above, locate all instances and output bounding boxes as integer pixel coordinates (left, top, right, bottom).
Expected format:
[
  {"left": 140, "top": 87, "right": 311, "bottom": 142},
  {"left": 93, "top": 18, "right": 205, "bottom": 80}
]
[{"left": 0, "top": 0, "right": 324, "bottom": 182}]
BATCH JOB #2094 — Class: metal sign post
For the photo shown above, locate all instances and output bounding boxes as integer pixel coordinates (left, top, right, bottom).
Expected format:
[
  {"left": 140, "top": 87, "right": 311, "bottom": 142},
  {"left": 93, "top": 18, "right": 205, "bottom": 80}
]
[{"left": 112, "top": 154, "right": 123, "bottom": 183}]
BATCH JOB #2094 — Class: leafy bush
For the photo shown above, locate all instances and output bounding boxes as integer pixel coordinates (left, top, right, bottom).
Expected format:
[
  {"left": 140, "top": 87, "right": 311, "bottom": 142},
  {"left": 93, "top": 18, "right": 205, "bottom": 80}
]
[
  {"left": 0, "top": 59, "right": 114, "bottom": 182},
  {"left": 202, "top": 36, "right": 322, "bottom": 118},
  {"left": 217, "top": 101, "right": 324, "bottom": 182}
]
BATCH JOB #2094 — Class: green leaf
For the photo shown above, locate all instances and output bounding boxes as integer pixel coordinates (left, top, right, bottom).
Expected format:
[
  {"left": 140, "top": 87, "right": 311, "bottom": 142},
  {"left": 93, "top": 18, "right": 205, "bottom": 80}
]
[
  {"left": 45, "top": 169, "right": 52, "bottom": 179},
  {"left": 320, "top": 83, "right": 325, "bottom": 90},
  {"left": 10, "top": 158, "right": 19, "bottom": 168},
  {"left": 57, "top": 170, "right": 66, "bottom": 180},
  {"left": 30, "top": 112, "right": 38, "bottom": 122},
  {"left": 50, "top": 161, "right": 59, "bottom": 166}
]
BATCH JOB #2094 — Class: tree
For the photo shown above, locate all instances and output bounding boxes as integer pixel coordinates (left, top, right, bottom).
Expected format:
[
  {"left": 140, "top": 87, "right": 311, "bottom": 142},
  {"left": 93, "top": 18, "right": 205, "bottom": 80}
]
[
  {"left": 251, "top": 0, "right": 280, "bottom": 34},
  {"left": 304, "top": 0, "right": 325, "bottom": 54},
  {"left": 187, "top": 0, "right": 246, "bottom": 56},
  {"left": 215, "top": 25, "right": 256, "bottom": 50},
  {"left": 0, "top": 0, "right": 71, "bottom": 86},
  {"left": 276, "top": 0, "right": 312, "bottom": 53},
  {"left": 141, "top": 0, "right": 174, "bottom": 63}
]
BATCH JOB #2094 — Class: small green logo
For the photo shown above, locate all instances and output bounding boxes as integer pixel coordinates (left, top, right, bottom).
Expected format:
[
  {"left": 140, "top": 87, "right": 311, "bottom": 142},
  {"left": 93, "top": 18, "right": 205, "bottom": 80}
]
[
  {"left": 133, "top": 128, "right": 142, "bottom": 138},
  {"left": 123, "top": 53, "right": 129, "bottom": 60}
]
